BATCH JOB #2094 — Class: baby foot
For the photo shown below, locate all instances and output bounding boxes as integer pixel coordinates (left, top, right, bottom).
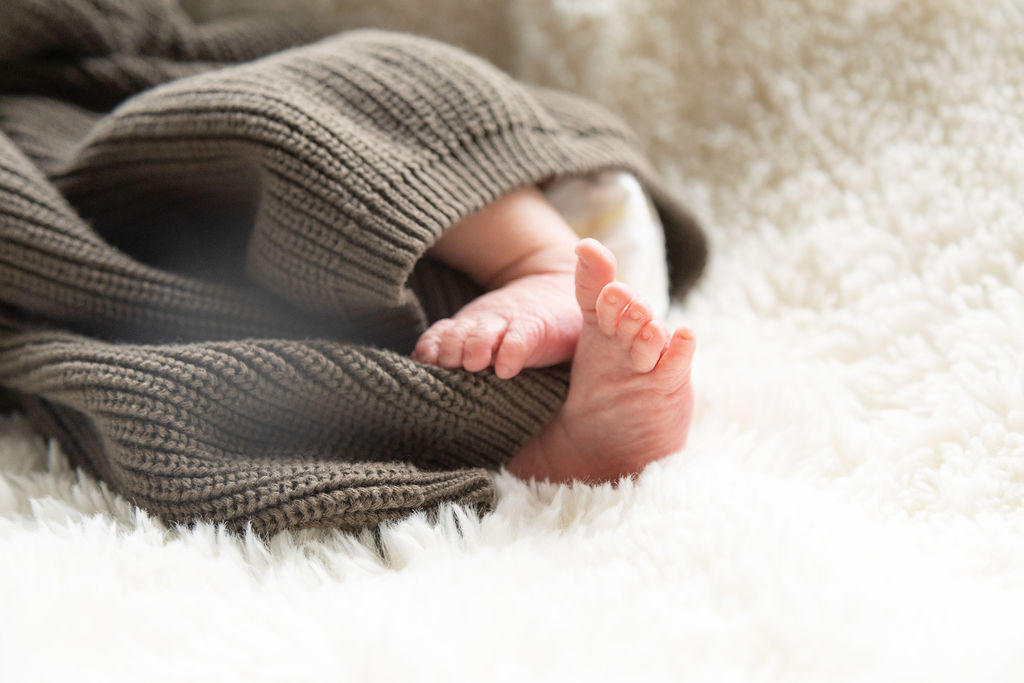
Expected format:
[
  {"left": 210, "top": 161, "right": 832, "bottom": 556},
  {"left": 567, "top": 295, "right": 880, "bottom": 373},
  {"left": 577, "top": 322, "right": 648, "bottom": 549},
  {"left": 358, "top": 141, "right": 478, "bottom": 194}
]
[
  {"left": 412, "top": 270, "right": 582, "bottom": 379},
  {"left": 506, "top": 238, "right": 695, "bottom": 483}
]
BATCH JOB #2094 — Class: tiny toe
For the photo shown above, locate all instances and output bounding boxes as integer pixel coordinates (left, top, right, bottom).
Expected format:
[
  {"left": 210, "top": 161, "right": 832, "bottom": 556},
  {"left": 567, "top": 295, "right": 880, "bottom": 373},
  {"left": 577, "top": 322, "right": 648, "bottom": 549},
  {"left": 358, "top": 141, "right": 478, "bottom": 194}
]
[
  {"left": 494, "top": 317, "right": 542, "bottom": 379},
  {"left": 436, "top": 320, "right": 473, "bottom": 368},
  {"left": 413, "top": 324, "right": 446, "bottom": 364},
  {"left": 654, "top": 327, "right": 696, "bottom": 383},
  {"left": 617, "top": 297, "right": 654, "bottom": 345},
  {"left": 575, "top": 238, "right": 617, "bottom": 322},
  {"left": 494, "top": 337, "right": 527, "bottom": 378},
  {"left": 595, "top": 282, "right": 635, "bottom": 337},
  {"left": 412, "top": 339, "right": 434, "bottom": 363},
  {"left": 463, "top": 317, "right": 507, "bottom": 372},
  {"left": 630, "top": 321, "right": 669, "bottom": 373}
]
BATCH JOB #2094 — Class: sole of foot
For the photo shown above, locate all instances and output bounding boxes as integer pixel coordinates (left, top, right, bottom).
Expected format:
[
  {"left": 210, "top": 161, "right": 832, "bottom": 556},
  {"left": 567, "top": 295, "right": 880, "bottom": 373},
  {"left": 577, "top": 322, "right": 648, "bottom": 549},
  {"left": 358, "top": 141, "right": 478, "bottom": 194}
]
[{"left": 506, "top": 238, "right": 695, "bottom": 484}]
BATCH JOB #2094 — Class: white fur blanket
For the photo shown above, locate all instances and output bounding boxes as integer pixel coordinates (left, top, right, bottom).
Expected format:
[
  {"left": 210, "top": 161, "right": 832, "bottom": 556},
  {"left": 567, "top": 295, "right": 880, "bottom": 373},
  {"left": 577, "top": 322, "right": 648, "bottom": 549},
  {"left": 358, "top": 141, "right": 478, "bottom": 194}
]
[{"left": 3, "top": 1, "right": 1024, "bottom": 680}]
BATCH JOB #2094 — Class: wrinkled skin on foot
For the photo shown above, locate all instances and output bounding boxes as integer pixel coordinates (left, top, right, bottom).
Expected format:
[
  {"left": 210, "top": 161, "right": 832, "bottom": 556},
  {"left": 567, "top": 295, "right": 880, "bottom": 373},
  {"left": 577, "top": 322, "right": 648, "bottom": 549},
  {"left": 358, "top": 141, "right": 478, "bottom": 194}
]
[
  {"left": 412, "top": 270, "right": 580, "bottom": 379},
  {"left": 505, "top": 238, "right": 695, "bottom": 484}
]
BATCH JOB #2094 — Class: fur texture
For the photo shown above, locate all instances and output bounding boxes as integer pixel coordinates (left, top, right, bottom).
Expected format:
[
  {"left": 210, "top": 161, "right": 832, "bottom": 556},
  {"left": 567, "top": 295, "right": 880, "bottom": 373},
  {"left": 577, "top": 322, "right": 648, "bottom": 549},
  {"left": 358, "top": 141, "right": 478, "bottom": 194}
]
[{"left": 4, "top": 0, "right": 1024, "bottom": 680}]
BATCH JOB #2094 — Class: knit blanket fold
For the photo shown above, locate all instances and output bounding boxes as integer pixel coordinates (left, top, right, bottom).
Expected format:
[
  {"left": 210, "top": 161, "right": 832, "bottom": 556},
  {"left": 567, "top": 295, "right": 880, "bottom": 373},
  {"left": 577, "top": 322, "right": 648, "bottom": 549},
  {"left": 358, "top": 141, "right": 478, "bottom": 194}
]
[{"left": 0, "top": 0, "right": 705, "bottom": 533}]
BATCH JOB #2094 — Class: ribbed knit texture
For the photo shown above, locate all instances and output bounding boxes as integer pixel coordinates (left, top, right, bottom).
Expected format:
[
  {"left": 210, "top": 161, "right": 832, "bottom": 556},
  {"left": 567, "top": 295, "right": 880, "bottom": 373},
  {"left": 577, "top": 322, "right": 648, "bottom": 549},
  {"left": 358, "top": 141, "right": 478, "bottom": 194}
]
[{"left": 0, "top": 0, "right": 706, "bottom": 534}]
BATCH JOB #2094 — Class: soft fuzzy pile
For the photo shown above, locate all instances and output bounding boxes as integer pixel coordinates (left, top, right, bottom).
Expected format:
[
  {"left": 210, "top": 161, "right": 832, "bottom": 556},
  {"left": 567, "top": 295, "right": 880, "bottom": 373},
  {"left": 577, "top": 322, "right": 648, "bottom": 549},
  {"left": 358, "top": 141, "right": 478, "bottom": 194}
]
[{"left": 3, "top": 1, "right": 1024, "bottom": 680}]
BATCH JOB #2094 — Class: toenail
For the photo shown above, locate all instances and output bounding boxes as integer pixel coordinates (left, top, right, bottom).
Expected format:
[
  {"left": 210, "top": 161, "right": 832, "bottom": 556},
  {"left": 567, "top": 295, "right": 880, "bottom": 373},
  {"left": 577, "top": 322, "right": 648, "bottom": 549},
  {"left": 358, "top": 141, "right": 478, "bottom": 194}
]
[
  {"left": 630, "top": 310, "right": 643, "bottom": 320},
  {"left": 640, "top": 329, "right": 652, "bottom": 340},
  {"left": 606, "top": 294, "right": 617, "bottom": 304}
]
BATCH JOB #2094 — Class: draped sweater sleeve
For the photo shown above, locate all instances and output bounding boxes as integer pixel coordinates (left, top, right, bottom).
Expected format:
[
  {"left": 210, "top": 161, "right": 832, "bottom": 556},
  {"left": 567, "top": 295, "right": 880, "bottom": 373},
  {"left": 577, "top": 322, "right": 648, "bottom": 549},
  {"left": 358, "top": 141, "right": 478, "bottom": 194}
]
[{"left": 0, "top": 0, "right": 707, "bottom": 534}]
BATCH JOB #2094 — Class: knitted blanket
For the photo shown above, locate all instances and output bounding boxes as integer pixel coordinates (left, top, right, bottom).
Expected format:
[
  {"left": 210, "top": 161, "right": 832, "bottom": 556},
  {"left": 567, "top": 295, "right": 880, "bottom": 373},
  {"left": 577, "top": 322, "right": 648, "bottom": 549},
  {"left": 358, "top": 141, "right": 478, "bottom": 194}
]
[
  {"left": 4, "top": 1, "right": 1024, "bottom": 681},
  {"left": 0, "top": 0, "right": 705, "bottom": 534}
]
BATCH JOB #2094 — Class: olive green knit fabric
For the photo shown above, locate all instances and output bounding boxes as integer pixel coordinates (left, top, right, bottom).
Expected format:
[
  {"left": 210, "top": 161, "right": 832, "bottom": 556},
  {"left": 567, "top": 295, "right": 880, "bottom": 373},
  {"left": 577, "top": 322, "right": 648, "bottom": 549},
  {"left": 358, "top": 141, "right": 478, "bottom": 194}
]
[{"left": 0, "top": 0, "right": 706, "bottom": 534}]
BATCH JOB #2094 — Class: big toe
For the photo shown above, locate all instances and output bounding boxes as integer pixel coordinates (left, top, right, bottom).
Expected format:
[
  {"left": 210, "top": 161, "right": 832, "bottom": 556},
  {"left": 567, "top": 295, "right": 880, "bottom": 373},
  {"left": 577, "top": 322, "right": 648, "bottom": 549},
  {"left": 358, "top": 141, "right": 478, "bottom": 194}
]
[{"left": 574, "top": 238, "right": 617, "bottom": 322}]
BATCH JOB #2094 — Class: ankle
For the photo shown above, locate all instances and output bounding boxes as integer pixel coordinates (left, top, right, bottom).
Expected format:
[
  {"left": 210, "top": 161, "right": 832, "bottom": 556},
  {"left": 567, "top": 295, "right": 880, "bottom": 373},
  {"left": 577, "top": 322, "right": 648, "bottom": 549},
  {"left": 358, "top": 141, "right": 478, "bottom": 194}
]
[
  {"left": 508, "top": 414, "right": 581, "bottom": 483},
  {"left": 429, "top": 186, "right": 580, "bottom": 291}
]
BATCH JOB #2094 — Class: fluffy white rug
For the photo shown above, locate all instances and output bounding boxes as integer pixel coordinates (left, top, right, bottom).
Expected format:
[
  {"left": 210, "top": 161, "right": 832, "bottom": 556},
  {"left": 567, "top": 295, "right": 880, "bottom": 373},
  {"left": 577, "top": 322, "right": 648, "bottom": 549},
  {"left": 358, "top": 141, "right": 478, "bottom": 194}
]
[{"left": 4, "top": 1, "right": 1024, "bottom": 680}]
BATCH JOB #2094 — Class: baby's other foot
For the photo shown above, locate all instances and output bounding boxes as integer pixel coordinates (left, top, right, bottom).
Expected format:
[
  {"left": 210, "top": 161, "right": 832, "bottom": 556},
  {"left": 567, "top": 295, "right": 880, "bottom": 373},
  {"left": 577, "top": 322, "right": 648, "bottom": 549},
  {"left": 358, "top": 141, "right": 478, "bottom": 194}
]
[
  {"left": 506, "top": 238, "right": 695, "bottom": 483},
  {"left": 412, "top": 270, "right": 582, "bottom": 378}
]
